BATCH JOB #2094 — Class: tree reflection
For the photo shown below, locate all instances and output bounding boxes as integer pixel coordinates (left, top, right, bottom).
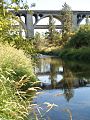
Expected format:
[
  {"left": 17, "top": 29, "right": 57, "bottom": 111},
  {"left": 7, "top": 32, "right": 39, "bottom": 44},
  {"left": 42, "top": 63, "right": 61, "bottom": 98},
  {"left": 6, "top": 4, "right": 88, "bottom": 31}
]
[
  {"left": 61, "top": 63, "right": 74, "bottom": 102},
  {"left": 50, "top": 63, "right": 57, "bottom": 89},
  {"left": 64, "top": 88, "right": 74, "bottom": 102},
  {"left": 36, "top": 57, "right": 90, "bottom": 101}
]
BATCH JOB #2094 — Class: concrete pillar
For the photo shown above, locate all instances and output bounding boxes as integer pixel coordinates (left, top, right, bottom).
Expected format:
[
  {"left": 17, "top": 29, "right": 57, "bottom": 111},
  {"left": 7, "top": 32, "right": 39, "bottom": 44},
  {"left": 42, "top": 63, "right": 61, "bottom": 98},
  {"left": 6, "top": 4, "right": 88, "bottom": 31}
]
[
  {"left": 25, "top": 13, "right": 34, "bottom": 38},
  {"left": 19, "top": 17, "right": 23, "bottom": 37},
  {"left": 72, "top": 13, "right": 78, "bottom": 31},
  {"left": 86, "top": 15, "right": 89, "bottom": 24}
]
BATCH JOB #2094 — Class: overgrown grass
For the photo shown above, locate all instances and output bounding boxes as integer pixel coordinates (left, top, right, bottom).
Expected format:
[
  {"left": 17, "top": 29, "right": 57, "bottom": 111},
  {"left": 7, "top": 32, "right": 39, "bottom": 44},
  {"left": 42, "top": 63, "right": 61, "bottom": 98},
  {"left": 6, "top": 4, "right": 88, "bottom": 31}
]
[
  {"left": 0, "top": 75, "right": 28, "bottom": 120},
  {"left": 0, "top": 44, "right": 38, "bottom": 120}
]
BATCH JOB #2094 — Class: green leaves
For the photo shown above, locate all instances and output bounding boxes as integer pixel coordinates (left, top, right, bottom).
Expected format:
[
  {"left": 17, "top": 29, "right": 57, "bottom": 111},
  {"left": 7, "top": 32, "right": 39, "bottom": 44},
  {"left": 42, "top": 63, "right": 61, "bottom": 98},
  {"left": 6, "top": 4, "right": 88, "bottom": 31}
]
[
  {"left": 12, "top": 0, "right": 20, "bottom": 4},
  {"left": 61, "top": 3, "right": 72, "bottom": 42},
  {"left": 66, "top": 25, "right": 90, "bottom": 49}
]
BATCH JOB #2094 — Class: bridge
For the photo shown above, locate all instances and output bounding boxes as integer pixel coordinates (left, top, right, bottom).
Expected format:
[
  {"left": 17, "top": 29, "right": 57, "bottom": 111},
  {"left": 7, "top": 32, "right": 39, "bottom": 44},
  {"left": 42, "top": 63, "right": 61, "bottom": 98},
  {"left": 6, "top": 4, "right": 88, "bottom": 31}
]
[
  {"left": 35, "top": 25, "right": 62, "bottom": 29},
  {"left": 10, "top": 10, "right": 90, "bottom": 38},
  {"left": 36, "top": 71, "right": 63, "bottom": 76}
]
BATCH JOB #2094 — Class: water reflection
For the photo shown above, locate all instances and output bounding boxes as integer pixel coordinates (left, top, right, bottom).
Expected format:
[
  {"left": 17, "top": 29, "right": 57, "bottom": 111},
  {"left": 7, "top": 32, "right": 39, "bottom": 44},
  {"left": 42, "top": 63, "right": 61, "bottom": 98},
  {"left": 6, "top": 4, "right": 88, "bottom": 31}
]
[{"left": 35, "top": 56, "right": 90, "bottom": 101}]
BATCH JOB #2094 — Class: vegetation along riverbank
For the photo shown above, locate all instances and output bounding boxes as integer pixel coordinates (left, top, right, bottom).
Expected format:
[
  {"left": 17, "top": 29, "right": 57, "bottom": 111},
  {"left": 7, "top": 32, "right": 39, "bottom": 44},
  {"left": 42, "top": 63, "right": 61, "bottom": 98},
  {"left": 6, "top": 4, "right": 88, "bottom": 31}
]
[
  {"left": 40, "top": 25, "right": 90, "bottom": 62},
  {"left": 0, "top": 1, "right": 39, "bottom": 120}
]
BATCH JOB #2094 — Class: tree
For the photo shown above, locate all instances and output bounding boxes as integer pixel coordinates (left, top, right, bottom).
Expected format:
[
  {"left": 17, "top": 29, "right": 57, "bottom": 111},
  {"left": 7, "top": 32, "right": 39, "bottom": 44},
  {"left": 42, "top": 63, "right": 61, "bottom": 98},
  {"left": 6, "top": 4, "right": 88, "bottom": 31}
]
[
  {"left": 46, "top": 15, "right": 62, "bottom": 45},
  {"left": 61, "top": 3, "right": 72, "bottom": 42},
  {"left": 66, "top": 25, "right": 90, "bottom": 49},
  {"left": 48, "top": 15, "right": 56, "bottom": 43},
  {"left": 0, "top": 0, "right": 36, "bottom": 54}
]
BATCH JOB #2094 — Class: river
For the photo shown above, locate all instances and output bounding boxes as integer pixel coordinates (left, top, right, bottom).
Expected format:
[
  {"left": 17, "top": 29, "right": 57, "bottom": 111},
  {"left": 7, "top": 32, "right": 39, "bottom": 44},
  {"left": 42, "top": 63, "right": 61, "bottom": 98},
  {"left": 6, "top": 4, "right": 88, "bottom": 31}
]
[{"left": 33, "top": 56, "right": 90, "bottom": 120}]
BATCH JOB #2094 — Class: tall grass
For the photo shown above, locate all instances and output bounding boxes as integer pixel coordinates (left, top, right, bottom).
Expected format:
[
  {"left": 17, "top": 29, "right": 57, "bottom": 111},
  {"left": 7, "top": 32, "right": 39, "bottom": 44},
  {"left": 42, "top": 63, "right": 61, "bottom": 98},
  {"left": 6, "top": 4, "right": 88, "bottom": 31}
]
[
  {"left": 0, "top": 44, "right": 37, "bottom": 120},
  {"left": 0, "top": 44, "right": 36, "bottom": 81},
  {"left": 0, "top": 75, "right": 29, "bottom": 120}
]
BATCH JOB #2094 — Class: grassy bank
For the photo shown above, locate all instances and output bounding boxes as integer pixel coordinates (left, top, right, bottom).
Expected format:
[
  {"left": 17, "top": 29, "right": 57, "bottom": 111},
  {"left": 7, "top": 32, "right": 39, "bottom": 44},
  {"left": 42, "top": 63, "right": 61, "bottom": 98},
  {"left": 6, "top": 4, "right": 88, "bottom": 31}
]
[
  {"left": 0, "top": 44, "right": 37, "bottom": 120},
  {"left": 40, "top": 46, "right": 90, "bottom": 62}
]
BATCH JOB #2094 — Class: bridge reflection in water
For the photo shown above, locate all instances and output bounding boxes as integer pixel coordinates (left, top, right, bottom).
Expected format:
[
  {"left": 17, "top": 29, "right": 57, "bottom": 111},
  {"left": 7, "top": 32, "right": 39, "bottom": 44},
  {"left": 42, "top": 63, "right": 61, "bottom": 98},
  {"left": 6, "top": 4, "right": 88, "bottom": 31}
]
[
  {"left": 35, "top": 56, "right": 90, "bottom": 101},
  {"left": 32, "top": 56, "right": 90, "bottom": 120}
]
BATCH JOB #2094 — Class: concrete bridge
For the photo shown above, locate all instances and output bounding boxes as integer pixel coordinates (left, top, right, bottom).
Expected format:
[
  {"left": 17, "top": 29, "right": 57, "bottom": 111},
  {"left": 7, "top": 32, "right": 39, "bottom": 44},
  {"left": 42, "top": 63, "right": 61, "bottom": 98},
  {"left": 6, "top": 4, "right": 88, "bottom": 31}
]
[
  {"left": 36, "top": 71, "right": 63, "bottom": 76},
  {"left": 35, "top": 25, "right": 62, "bottom": 29},
  {"left": 10, "top": 10, "right": 90, "bottom": 38}
]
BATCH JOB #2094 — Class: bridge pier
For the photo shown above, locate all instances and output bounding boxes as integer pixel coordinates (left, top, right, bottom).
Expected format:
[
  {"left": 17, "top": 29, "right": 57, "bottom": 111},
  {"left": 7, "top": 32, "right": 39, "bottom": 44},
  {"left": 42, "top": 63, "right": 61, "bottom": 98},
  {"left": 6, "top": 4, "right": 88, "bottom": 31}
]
[
  {"left": 25, "top": 13, "right": 34, "bottom": 38},
  {"left": 86, "top": 15, "right": 89, "bottom": 24},
  {"left": 72, "top": 14, "right": 79, "bottom": 31}
]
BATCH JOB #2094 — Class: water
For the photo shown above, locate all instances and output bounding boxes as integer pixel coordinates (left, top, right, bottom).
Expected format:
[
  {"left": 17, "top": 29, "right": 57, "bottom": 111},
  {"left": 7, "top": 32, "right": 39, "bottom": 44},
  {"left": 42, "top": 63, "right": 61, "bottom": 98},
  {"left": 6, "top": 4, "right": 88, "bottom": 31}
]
[{"left": 34, "top": 56, "right": 90, "bottom": 120}]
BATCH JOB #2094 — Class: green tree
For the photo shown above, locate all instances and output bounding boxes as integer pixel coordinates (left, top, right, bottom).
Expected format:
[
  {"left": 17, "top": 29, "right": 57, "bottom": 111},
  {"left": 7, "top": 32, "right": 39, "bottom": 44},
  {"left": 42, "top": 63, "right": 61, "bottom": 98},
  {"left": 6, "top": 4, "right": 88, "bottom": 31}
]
[
  {"left": 61, "top": 3, "right": 72, "bottom": 42},
  {"left": 48, "top": 15, "right": 56, "bottom": 43},
  {"left": 0, "top": 0, "right": 36, "bottom": 54},
  {"left": 34, "top": 32, "right": 41, "bottom": 50},
  {"left": 66, "top": 25, "right": 90, "bottom": 48},
  {"left": 46, "top": 15, "right": 62, "bottom": 45}
]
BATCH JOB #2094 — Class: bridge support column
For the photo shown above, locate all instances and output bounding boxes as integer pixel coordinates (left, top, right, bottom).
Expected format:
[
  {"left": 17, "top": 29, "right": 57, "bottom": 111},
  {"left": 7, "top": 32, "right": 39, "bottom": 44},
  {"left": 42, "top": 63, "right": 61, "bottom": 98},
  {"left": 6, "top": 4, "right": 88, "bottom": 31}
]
[
  {"left": 72, "top": 14, "right": 79, "bottom": 31},
  {"left": 25, "top": 13, "right": 34, "bottom": 38},
  {"left": 86, "top": 15, "right": 89, "bottom": 24}
]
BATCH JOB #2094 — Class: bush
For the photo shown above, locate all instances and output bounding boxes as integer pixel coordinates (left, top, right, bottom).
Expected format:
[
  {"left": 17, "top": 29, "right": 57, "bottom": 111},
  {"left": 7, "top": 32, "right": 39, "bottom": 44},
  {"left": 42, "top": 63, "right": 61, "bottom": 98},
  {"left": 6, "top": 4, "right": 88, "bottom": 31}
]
[
  {"left": 0, "top": 44, "right": 36, "bottom": 82},
  {"left": 59, "top": 47, "right": 90, "bottom": 61},
  {"left": 0, "top": 44, "right": 38, "bottom": 120}
]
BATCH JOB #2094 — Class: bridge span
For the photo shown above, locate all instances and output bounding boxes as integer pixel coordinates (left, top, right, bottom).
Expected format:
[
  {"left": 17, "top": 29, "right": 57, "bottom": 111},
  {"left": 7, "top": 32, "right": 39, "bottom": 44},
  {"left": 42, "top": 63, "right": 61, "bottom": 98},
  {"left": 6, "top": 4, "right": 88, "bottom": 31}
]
[{"left": 10, "top": 9, "right": 90, "bottom": 38}]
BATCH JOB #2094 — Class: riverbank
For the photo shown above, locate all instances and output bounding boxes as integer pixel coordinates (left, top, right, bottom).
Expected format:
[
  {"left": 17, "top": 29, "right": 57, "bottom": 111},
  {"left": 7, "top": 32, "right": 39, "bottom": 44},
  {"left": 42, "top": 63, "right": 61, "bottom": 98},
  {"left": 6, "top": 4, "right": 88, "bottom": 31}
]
[
  {"left": 39, "top": 25, "right": 90, "bottom": 62},
  {"left": 40, "top": 46, "right": 90, "bottom": 62}
]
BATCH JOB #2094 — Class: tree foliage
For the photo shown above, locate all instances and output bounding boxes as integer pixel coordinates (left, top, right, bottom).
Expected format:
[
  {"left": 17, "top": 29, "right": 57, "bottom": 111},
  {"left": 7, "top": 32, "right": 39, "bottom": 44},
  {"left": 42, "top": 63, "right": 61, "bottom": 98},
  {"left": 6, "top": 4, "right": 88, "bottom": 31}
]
[
  {"left": 60, "top": 3, "right": 72, "bottom": 42},
  {"left": 65, "top": 25, "right": 90, "bottom": 48},
  {"left": 48, "top": 15, "right": 56, "bottom": 43},
  {"left": 45, "top": 15, "right": 62, "bottom": 45},
  {"left": 0, "top": 0, "right": 36, "bottom": 54}
]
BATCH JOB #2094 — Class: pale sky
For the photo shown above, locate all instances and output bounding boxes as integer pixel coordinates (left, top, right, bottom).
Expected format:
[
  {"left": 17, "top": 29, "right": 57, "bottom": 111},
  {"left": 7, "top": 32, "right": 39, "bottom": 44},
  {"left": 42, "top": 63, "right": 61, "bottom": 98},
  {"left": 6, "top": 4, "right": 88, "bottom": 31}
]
[{"left": 28, "top": 0, "right": 90, "bottom": 11}]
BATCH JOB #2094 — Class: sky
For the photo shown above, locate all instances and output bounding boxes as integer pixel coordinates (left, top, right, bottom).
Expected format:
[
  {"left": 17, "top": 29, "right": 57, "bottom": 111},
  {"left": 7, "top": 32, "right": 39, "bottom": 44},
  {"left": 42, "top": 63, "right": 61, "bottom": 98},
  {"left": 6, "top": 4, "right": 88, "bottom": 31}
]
[
  {"left": 6, "top": 0, "right": 90, "bottom": 10},
  {"left": 28, "top": 0, "right": 90, "bottom": 11}
]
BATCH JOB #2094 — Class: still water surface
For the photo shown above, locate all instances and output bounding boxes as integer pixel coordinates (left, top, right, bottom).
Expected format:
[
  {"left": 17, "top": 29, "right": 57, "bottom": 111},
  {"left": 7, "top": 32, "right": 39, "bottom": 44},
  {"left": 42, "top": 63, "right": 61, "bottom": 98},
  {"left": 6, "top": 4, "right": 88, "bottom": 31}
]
[{"left": 34, "top": 56, "right": 90, "bottom": 120}]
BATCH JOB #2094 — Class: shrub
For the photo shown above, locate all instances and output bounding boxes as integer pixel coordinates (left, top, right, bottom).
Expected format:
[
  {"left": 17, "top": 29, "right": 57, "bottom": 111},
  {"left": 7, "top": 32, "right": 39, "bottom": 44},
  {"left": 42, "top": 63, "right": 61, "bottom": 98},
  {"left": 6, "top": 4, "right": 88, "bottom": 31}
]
[
  {"left": 0, "top": 44, "right": 38, "bottom": 120},
  {"left": 0, "top": 44, "right": 36, "bottom": 82},
  {"left": 59, "top": 47, "right": 90, "bottom": 61}
]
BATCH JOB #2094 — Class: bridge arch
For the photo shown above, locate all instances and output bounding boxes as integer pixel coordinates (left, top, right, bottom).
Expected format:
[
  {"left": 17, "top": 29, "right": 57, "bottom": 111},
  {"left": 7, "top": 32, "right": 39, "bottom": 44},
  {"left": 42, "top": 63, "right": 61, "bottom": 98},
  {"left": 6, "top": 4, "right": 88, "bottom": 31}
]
[
  {"left": 33, "top": 15, "right": 62, "bottom": 28},
  {"left": 77, "top": 14, "right": 90, "bottom": 25}
]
